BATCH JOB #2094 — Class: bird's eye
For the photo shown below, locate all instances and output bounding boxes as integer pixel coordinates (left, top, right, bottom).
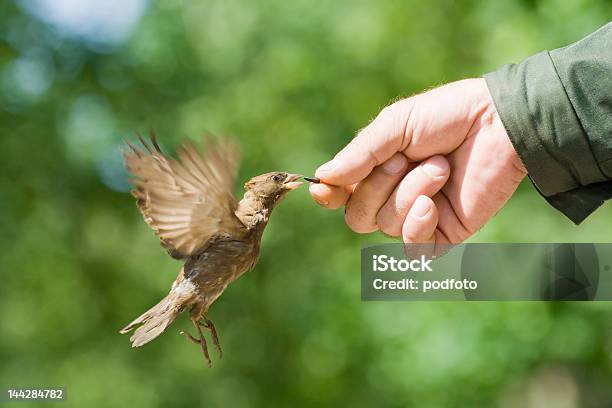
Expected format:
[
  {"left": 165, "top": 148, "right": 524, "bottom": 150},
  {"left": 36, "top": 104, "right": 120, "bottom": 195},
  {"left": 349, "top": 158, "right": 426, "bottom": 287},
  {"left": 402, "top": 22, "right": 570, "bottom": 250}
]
[{"left": 272, "top": 175, "right": 282, "bottom": 182}]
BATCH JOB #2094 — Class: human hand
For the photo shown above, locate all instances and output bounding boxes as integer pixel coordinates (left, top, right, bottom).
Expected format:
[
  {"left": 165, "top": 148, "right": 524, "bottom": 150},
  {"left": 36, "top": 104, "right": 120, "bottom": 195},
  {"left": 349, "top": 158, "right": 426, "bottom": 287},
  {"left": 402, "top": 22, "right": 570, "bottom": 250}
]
[{"left": 310, "top": 78, "right": 527, "bottom": 244}]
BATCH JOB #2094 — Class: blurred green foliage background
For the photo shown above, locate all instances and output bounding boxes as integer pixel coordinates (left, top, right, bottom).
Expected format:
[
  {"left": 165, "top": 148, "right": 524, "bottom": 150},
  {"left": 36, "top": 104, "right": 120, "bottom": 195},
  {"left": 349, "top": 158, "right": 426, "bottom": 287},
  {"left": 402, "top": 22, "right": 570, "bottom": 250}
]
[{"left": 1, "top": 0, "right": 612, "bottom": 406}]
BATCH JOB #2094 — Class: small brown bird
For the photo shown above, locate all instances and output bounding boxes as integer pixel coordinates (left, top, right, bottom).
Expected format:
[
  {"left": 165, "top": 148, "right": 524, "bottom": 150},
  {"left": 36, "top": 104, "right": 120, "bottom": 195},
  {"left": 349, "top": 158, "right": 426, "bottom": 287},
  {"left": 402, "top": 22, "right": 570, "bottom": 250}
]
[{"left": 120, "top": 135, "right": 306, "bottom": 366}]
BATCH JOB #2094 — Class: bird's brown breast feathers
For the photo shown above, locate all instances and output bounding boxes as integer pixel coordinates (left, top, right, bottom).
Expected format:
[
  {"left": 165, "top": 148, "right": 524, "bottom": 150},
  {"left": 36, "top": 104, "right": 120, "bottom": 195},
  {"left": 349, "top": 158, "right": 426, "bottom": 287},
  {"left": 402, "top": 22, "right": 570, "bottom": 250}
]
[{"left": 182, "top": 232, "right": 262, "bottom": 308}]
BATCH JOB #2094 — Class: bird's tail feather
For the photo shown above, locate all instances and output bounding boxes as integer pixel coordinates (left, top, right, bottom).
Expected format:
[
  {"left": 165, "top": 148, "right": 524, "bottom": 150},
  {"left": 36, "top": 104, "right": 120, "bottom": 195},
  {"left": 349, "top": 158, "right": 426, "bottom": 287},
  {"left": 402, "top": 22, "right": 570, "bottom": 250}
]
[{"left": 120, "top": 293, "right": 184, "bottom": 348}]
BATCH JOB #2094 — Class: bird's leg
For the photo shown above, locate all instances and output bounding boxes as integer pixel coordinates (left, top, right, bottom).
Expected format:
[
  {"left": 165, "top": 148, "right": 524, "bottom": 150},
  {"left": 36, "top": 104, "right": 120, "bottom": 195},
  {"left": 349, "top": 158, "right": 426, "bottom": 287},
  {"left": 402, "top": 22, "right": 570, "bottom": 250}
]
[
  {"left": 200, "top": 317, "right": 222, "bottom": 358},
  {"left": 180, "top": 318, "right": 211, "bottom": 367},
  {"left": 194, "top": 318, "right": 212, "bottom": 367}
]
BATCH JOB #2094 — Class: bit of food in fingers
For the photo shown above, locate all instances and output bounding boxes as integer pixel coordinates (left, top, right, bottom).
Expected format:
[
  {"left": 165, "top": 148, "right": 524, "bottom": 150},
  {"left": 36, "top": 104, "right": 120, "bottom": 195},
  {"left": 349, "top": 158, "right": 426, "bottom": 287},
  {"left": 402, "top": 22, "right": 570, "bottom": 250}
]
[{"left": 303, "top": 176, "right": 320, "bottom": 183}]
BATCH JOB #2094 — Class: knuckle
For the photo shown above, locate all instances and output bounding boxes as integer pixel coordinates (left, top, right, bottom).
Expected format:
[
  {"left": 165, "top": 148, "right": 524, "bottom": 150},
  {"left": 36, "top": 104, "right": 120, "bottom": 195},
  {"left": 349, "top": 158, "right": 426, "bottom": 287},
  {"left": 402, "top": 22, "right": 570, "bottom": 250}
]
[
  {"left": 355, "top": 126, "right": 375, "bottom": 141},
  {"left": 345, "top": 202, "right": 376, "bottom": 234},
  {"left": 381, "top": 98, "right": 411, "bottom": 116},
  {"left": 350, "top": 132, "right": 380, "bottom": 167},
  {"left": 379, "top": 104, "right": 396, "bottom": 118}
]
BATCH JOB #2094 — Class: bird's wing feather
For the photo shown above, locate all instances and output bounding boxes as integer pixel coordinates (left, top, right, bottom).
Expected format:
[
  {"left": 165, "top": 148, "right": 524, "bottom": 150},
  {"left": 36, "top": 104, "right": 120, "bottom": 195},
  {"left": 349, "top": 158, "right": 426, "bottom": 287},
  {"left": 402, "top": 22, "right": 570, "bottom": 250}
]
[{"left": 124, "top": 135, "right": 245, "bottom": 259}]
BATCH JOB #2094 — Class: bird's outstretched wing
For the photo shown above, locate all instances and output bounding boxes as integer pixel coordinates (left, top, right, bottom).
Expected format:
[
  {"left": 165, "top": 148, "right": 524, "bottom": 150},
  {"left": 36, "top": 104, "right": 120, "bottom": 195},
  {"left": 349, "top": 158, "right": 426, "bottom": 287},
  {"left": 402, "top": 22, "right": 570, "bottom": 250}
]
[{"left": 124, "top": 135, "right": 246, "bottom": 259}]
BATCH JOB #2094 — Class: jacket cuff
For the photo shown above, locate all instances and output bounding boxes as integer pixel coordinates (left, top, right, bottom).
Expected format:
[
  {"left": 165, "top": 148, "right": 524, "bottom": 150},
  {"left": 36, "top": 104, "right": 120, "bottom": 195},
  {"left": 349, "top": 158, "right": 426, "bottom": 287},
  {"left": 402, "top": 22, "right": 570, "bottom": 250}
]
[
  {"left": 484, "top": 51, "right": 607, "bottom": 224},
  {"left": 544, "top": 181, "right": 612, "bottom": 224}
]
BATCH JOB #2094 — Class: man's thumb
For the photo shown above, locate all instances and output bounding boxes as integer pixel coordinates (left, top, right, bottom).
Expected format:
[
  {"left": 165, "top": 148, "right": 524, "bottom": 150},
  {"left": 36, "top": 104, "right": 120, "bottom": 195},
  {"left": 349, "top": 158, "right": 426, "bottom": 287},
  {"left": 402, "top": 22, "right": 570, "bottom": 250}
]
[{"left": 315, "top": 101, "right": 412, "bottom": 185}]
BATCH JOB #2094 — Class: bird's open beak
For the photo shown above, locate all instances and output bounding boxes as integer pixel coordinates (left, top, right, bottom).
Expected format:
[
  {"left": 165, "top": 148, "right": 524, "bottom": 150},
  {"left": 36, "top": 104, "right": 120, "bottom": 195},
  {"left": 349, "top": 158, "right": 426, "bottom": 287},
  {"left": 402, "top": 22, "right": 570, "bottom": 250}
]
[{"left": 283, "top": 174, "right": 304, "bottom": 190}]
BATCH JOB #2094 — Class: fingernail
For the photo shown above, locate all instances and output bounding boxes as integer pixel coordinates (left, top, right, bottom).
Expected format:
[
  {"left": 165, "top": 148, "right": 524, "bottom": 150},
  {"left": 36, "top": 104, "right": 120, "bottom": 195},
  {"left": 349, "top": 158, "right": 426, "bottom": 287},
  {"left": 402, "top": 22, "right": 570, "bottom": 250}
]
[
  {"left": 314, "top": 197, "right": 329, "bottom": 206},
  {"left": 421, "top": 157, "right": 448, "bottom": 178},
  {"left": 382, "top": 155, "right": 407, "bottom": 175},
  {"left": 410, "top": 196, "right": 431, "bottom": 218}
]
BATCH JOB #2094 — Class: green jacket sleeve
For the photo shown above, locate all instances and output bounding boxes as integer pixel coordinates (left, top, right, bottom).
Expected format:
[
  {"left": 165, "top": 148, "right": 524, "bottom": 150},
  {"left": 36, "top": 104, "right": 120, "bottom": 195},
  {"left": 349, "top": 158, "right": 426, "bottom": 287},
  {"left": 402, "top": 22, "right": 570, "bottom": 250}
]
[{"left": 484, "top": 22, "right": 612, "bottom": 224}]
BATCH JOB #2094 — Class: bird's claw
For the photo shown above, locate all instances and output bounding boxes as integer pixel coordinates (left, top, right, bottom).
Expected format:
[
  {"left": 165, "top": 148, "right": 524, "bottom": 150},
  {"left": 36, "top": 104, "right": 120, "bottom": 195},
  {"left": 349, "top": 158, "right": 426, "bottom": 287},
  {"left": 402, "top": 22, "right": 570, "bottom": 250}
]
[
  {"left": 179, "top": 317, "right": 221, "bottom": 367},
  {"left": 179, "top": 330, "right": 201, "bottom": 345},
  {"left": 200, "top": 318, "right": 223, "bottom": 359},
  {"left": 181, "top": 322, "right": 212, "bottom": 367}
]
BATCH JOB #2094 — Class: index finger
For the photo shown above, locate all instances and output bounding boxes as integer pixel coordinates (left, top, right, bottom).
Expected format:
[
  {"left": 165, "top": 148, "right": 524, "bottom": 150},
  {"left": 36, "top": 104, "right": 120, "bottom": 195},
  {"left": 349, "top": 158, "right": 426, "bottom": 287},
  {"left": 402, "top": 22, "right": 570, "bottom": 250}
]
[{"left": 309, "top": 183, "right": 354, "bottom": 209}]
